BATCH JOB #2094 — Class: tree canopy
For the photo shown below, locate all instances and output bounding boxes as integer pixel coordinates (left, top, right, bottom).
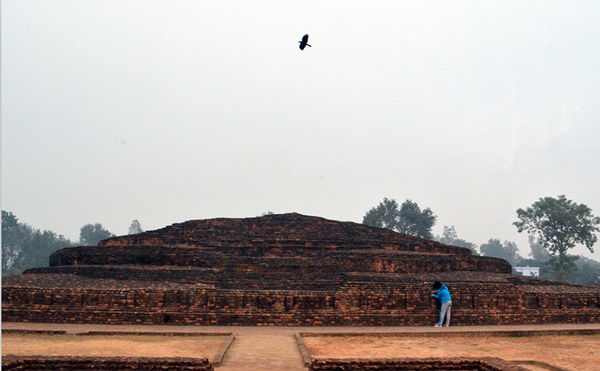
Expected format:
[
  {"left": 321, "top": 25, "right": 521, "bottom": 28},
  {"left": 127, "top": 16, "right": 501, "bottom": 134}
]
[
  {"left": 436, "top": 225, "right": 479, "bottom": 255},
  {"left": 514, "top": 195, "right": 600, "bottom": 256},
  {"left": 514, "top": 195, "right": 600, "bottom": 280},
  {"left": 480, "top": 238, "right": 521, "bottom": 266},
  {"left": 2, "top": 210, "right": 73, "bottom": 275},
  {"left": 79, "top": 223, "right": 115, "bottom": 246},
  {"left": 362, "top": 198, "right": 401, "bottom": 231},
  {"left": 128, "top": 220, "right": 143, "bottom": 235},
  {"left": 397, "top": 199, "right": 437, "bottom": 239},
  {"left": 528, "top": 235, "right": 550, "bottom": 261},
  {"left": 363, "top": 198, "right": 437, "bottom": 239}
]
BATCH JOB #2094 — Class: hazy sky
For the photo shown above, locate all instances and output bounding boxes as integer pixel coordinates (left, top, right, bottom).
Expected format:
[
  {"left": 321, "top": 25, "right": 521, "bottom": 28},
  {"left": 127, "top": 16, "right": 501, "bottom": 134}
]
[{"left": 3, "top": 1, "right": 600, "bottom": 259}]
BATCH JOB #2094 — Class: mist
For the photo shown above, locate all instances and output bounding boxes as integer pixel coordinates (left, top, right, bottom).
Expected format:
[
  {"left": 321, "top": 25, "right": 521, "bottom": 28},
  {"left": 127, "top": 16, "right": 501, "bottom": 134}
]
[{"left": 3, "top": 1, "right": 600, "bottom": 259}]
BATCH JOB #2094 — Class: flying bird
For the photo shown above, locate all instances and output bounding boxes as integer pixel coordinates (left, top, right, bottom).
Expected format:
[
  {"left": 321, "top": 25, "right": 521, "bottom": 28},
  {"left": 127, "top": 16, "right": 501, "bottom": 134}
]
[{"left": 299, "top": 34, "right": 311, "bottom": 50}]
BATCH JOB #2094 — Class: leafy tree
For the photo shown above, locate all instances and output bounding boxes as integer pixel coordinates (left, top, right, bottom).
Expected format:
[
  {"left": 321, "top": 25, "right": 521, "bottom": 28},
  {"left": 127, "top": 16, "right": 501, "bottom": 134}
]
[
  {"left": 363, "top": 198, "right": 437, "bottom": 239},
  {"left": 2, "top": 210, "right": 73, "bottom": 275},
  {"left": 128, "top": 220, "right": 143, "bottom": 235},
  {"left": 518, "top": 235, "right": 600, "bottom": 283},
  {"left": 516, "top": 236, "right": 553, "bottom": 279},
  {"left": 480, "top": 238, "right": 522, "bottom": 266},
  {"left": 437, "top": 225, "right": 458, "bottom": 245},
  {"left": 2, "top": 211, "right": 23, "bottom": 273},
  {"left": 544, "top": 254, "right": 579, "bottom": 282},
  {"left": 363, "top": 198, "right": 401, "bottom": 230},
  {"left": 397, "top": 199, "right": 437, "bottom": 239},
  {"left": 528, "top": 235, "right": 550, "bottom": 261},
  {"left": 570, "top": 256, "right": 600, "bottom": 284},
  {"left": 436, "top": 226, "right": 479, "bottom": 255},
  {"left": 514, "top": 195, "right": 600, "bottom": 280},
  {"left": 79, "top": 223, "right": 115, "bottom": 246}
]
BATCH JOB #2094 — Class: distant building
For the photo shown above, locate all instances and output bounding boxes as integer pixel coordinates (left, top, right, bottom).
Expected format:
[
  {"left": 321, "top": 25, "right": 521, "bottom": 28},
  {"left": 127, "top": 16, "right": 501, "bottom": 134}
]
[{"left": 514, "top": 266, "right": 540, "bottom": 277}]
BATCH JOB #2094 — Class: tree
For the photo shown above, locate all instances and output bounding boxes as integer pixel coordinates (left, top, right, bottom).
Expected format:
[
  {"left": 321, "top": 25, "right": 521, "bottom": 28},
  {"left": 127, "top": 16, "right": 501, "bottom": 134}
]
[
  {"left": 515, "top": 236, "right": 553, "bottom": 279},
  {"left": 570, "top": 256, "right": 600, "bottom": 285},
  {"left": 528, "top": 235, "right": 550, "bottom": 261},
  {"left": 480, "top": 238, "right": 521, "bottom": 266},
  {"left": 397, "top": 199, "right": 437, "bottom": 239},
  {"left": 436, "top": 226, "right": 479, "bottom": 255},
  {"left": 544, "top": 254, "right": 579, "bottom": 282},
  {"left": 363, "top": 198, "right": 401, "bottom": 231},
  {"left": 79, "top": 223, "right": 115, "bottom": 246},
  {"left": 2, "top": 210, "right": 73, "bottom": 275},
  {"left": 363, "top": 198, "right": 437, "bottom": 239},
  {"left": 514, "top": 195, "right": 600, "bottom": 280},
  {"left": 437, "top": 225, "right": 458, "bottom": 245},
  {"left": 128, "top": 220, "right": 143, "bottom": 235},
  {"left": 2, "top": 211, "right": 23, "bottom": 273}
]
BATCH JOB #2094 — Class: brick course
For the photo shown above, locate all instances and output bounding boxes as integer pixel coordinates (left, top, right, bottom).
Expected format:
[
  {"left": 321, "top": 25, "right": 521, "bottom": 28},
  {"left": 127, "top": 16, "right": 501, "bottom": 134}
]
[{"left": 3, "top": 213, "right": 600, "bottom": 326}]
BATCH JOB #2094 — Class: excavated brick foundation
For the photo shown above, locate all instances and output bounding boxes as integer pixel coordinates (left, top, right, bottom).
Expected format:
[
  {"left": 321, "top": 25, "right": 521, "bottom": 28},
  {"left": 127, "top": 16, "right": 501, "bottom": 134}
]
[
  {"left": 309, "top": 358, "right": 528, "bottom": 371},
  {"left": 1, "top": 356, "right": 213, "bottom": 371}
]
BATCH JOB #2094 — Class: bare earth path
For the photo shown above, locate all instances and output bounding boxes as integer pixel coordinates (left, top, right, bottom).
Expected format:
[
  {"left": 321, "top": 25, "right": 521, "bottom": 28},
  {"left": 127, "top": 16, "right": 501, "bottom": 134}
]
[{"left": 4, "top": 322, "right": 600, "bottom": 371}]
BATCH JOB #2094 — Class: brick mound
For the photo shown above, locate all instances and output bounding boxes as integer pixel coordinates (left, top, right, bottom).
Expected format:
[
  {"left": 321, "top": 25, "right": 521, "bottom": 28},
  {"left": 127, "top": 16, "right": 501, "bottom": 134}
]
[
  {"left": 1, "top": 356, "right": 213, "bottom": 371},
  {"left": 309, "top": 358, "right": 527, "bottom": 371},
  {"left": 3, "top": 213, "right": 600, "bottom": 325}
]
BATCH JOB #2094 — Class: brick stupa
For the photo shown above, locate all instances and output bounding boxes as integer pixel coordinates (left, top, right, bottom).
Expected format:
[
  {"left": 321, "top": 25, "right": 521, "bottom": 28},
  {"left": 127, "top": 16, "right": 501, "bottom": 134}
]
[{"left": 3, "top": 213, "right": 600, "bottom": 325}]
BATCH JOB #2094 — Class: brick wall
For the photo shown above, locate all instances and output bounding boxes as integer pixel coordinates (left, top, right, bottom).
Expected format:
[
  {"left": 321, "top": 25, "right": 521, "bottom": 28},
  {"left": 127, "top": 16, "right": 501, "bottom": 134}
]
[
  {"left": 3, "top": 281, "right": 599, "bottom": 325},
  {"left": 309, "top": 358, "right": 528, "bottom": 371},
  {"left": 2, "top": 356, "right": 213, "bottom": 371},
  {"left": 3, "top": 214, "right": 600, "bottom": 326}
]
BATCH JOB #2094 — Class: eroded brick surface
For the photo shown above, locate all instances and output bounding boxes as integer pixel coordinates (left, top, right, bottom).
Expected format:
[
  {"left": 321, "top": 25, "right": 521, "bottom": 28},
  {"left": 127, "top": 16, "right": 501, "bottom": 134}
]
[{"left": 3, "top": 213, "right": 600, "bottom": 325}]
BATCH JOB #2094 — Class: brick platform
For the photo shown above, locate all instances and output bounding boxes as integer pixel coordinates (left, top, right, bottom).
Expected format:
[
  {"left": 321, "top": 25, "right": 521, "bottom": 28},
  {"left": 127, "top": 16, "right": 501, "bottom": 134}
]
[{"left": 3, "top": 213, "right": 600, "bottom": 326}]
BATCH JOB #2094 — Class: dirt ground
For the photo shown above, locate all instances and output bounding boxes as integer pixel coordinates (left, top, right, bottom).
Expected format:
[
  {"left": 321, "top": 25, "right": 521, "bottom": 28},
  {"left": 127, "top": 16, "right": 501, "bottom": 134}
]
[
  {"left": 1, "top": 333, "right": 229, "bottom": 361},
  {"left": 3, "top": 327, "right": 600, "bottom": 371},
  {"left": 303, "top": 334, "right": 600, "bottom": 371}
]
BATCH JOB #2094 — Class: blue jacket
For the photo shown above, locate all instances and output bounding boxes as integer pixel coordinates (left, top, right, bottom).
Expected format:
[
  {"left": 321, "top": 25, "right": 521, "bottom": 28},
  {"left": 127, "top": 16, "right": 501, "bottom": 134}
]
[{"left": 434, "top": 284, "right": 452, "bottom": 303}]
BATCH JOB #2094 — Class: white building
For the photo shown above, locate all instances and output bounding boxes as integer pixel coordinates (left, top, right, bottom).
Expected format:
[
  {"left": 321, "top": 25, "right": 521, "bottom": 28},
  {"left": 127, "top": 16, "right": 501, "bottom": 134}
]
[{"left": 514, "top": 266, "right": 540, "bottom": 277}]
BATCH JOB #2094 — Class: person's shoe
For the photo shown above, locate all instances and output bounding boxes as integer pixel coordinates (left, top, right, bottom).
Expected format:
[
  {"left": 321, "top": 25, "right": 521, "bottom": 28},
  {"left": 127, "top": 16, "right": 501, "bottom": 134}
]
[
  {"left": 443, "top": 325, "right": 450, "bottom": 327},
  {"left": 434, "top": 324, "right": 442, "bottom": 327}
]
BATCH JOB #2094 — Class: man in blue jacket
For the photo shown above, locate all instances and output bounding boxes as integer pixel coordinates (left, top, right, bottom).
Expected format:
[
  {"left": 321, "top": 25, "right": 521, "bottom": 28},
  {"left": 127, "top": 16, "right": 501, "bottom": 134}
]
[{"left": 433, "top": 281, "right": 452, "bottom": 327}]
